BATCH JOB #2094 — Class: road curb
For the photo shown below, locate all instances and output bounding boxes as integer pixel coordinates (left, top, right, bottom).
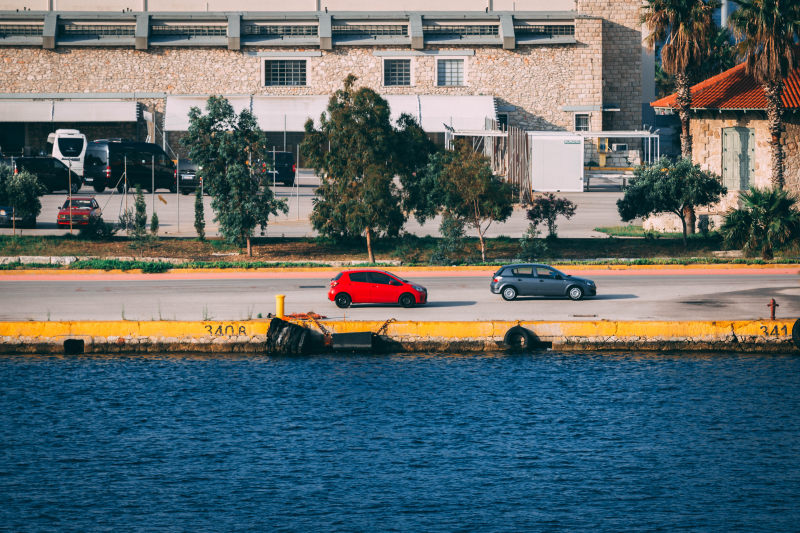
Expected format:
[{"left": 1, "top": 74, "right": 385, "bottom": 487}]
[{"left": 1, "top": 319, "right": 796, "bottom": 355}]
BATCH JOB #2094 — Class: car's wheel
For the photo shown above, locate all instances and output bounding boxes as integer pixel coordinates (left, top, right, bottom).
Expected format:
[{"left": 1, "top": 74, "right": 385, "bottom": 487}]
[
  {"left": 116, "top": 182, "right": 128, "bottom": 193},
  {"left": 285, "top": 179, "right": 295, "bottom": 187},
  {"left": 168, "top": 183, "right": 177, "bottom": 193},
  {"left": 70, "top": 181, "right": 81, "bottom": 194},
  {"left": 93, "top": 184, "right": 105, "bottom": 193},
  {"left": 335, "top": 293, "right": 352, "bottom": 309},
  {"left": 399, "top": 293, "right": 415, "bottom": 308},
  {"left": 181, "top": 190, "right": 190, "bottom": 195},
  {"left": 501, "top": 286, "right": 517, "bottom": 301},
  {"left": 567, "top": 286, "right": 584, "bottom": 301}
]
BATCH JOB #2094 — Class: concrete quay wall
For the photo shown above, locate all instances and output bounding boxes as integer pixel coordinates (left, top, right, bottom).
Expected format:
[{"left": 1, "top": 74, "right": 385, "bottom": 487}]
[{"left": 0, "top": 319, "right": 797, "bottom": 354}]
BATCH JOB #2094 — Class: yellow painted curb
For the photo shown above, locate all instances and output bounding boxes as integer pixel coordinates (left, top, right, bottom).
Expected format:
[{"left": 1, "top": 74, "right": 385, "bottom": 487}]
[{"left": 1, "top": 319, "right": 794, "bottom": 345}]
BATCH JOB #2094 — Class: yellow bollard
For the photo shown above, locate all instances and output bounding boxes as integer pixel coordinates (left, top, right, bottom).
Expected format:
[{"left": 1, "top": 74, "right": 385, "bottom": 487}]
[{"left": 275, "top": 294, "right": 285, "bottom": 319}]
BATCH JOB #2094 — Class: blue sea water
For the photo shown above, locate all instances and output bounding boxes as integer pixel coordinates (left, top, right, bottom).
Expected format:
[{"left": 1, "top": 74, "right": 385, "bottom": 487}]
[{"left": 1, "top": 352, "right": 799, "bottom": 532}]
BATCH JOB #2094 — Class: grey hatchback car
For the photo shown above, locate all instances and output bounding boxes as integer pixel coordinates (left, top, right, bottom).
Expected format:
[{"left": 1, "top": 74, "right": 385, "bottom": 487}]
[{"left": 490, "top": 263, "right": 597, "bottom": 301}]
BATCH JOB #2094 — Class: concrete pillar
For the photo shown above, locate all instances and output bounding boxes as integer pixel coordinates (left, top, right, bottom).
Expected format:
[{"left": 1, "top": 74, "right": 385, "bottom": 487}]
[
  {"left": 227, "top": 13, "right": 241, "bottom": 51},
  {"left": 135, "top": 13, "right": 149, "bottom": 50},
  {"left": 43, "top": 13, "right": 57, "bottom": 49},
  {"left": 409, "top": 13, "right": 423, "bottom": 50},
  {"left": 319, "top": 13, "right": 332, "bottom": 50},
  {"left": 499, "top": 14, "right": 515, "bottom": 50}
]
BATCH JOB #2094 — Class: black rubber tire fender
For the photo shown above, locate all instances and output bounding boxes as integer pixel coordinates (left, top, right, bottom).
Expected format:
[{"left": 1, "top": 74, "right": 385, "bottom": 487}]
[
  {"left": 793, "top": 318, "right": 800, "bottom": 350},
  {"left": 504, "top": 325, "right": 532, "bottom": 350}
]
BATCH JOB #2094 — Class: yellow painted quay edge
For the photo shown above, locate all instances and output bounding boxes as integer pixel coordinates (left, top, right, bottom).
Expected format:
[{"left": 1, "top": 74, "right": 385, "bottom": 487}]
[{"left": 0, "top": 319, "right": 797, "bottom": 354}]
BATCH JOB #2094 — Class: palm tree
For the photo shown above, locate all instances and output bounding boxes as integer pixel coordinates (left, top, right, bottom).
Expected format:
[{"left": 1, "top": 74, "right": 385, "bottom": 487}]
[
  {"left": 730, "top": 0, "right": 800, "bottom": 188},
  {"left": 720, "top": 186, "right": 800, "bottom": 259},
  {"left": 643, "top": 0, "right": 719, "bottom": 158}
]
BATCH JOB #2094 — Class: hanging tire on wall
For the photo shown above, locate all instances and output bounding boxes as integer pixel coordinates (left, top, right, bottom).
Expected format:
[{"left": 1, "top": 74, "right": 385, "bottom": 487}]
[
  {"left": 504, "top": 326, "right": 533, "bottom": 351},
  {"left": 793, "top": 318, "right": 800, "bottom": 350}
]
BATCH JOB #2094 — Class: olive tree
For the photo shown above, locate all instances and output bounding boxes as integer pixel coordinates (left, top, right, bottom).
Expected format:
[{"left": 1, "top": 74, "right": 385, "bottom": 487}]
[
  {"left": 0, "top": 163, "right": 46, "bottom": 228},
  {"left": 182, "top": 96, "right": 287, "bottom": 255},
  {"left": 617, "top": 157, "right": 727, "bottom": 245},
  {"left": 422, "top": 139, "right": 513, "bottom": 262}
]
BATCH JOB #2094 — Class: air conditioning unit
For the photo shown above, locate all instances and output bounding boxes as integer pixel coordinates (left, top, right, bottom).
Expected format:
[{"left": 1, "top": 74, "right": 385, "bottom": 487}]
[{"left": 612, "top": 143, "right": 628, "bottom": 152}]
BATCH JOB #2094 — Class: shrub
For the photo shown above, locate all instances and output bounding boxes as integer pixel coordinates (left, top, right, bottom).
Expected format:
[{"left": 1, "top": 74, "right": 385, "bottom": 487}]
[
  {"left": 518, "top": 223, "right": 548, "bottom": 261},
  {"left": 527, "top": 192, "right": 577, "bottom": 239}
]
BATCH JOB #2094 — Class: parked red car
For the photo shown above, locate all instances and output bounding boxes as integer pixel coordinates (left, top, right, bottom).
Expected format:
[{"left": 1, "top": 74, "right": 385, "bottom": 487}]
[
  {"left": 57, "top": 196, "right": 102, "bottom": 226},
  {"left": 328, "top": 269, "right": 428, "bottom": 309}
]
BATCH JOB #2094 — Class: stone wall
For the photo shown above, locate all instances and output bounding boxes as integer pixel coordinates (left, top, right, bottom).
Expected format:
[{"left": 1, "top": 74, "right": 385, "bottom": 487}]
[
  {"left": 576, "top": 0, "right": 644, "bottom": 131},
  {"left": 0, "top": 39, "right": 611, "bottom": 134}
]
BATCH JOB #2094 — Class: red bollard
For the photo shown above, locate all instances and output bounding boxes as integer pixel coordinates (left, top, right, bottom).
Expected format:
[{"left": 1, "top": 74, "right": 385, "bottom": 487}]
[{"left": 767, "top": 298, "right": 779, "bottom": 320}]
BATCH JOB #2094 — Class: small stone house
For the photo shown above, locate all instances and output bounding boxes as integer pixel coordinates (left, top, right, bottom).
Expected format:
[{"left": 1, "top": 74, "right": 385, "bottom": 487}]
[{"left": 649, "top": 62, "right": 800, "bottom": 232}]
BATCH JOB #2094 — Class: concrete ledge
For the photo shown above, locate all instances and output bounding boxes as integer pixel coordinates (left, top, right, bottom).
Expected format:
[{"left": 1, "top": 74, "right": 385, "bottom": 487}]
[{"left": 0, "top": 319, "right": 797, "bottom": 354}]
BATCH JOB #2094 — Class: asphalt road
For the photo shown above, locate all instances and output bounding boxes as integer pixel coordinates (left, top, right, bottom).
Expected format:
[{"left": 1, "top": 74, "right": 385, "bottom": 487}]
[{"left": 2, "top": 270, "right": 797, "bottom": 322}]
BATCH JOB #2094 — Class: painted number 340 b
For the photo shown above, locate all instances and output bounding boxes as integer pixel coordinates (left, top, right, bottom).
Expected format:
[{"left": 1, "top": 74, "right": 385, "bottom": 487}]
[
  {"left": 760, "top": 324, "right": 788, "bottom": 336},
  {"left": 205, "top": 324, "right": 247, "bottom": 336}
]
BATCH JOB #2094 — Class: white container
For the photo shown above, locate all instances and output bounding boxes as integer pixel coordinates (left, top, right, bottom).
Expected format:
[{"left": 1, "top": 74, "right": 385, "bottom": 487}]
[{"left": 527, "top": 132, "right": 584, "bottom": 192}]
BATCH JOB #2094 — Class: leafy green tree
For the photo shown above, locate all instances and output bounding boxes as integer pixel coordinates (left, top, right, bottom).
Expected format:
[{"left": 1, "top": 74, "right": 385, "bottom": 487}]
[
  {"left": 424, "top": 139, "right": 514, "bottom": 262},
  {"left": 720, "top": 186, "right": 800, "bottom": 259},
  {"left": 194, "top": 187, "right": 206, "bottom": 241},
  {"left": 301, "top": 75, "right": 409, "bottom": 263},
  {"left": 429, "top": 213, "right": 466, "bottom": 265},
  {"left": 0, "top": 164, "right": 45, "bottom": 228},
  {"left": 182, "top": 95, "right": 287, "bottom": 255},
  {"left": 131, "top": 184, "right": 148, "bottom": 242},
  {"left": 617, "top": 157, "right": 727, "bottom": 245},
  {"left": 526, "top": 192, "right": 577, "bottom": 239},
  {"left": 731, "top": 0, "right": 800, "bottom": 187},
  {"left": 644, "top": 0, "right": 719, "bottom": 156},
  {"left": 395, "top": 114, "right": 439, "bottom": 219}
]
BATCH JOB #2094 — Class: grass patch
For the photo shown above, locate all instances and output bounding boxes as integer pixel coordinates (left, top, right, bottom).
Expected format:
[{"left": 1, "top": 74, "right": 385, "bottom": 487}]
[
  {"left": 594, "top": 225, "right": 684, "bottom": 238},
  {"left": 70, "top": 259, "right": 173, "bottom": 273}
]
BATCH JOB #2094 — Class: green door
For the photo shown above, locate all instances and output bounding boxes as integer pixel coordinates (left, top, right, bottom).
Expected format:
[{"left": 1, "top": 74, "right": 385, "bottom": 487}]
[{"left": 722, "top": 127, "right": 754, "bottom": 190}]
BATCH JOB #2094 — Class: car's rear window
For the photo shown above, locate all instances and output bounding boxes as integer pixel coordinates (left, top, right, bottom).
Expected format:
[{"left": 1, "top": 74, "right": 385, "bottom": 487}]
[
  {"left": 272, "top": 153, "right": 294, "bottom": 165},
  {"left": 332, "top": 272, "right": 343, "bottom": 281},
  {"left": 85, "top": 146, "right": 107, "bottom": 167},
  {"left": 58, "top": 138, "right": 84, "bottom": 157},
  {"left": 348, "top": 272, "right": 368, "bottom": 282}
]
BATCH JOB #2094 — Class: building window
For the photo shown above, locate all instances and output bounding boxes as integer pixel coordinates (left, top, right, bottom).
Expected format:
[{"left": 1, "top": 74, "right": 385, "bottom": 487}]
[
  {"left": 497, "top": 113, "right": 508, "bottom": 131},
  {"left": 574, "top": 113, "right": 590, "bottom": 131},
  {"left": 264, "top": 60, "right": 307, "bottom": 86},
  {"left": 437, "top": 58, "right": 464, "bottom": 86},
  {"left": 384, "top": 59, "right": 411, "bottom": 86}
]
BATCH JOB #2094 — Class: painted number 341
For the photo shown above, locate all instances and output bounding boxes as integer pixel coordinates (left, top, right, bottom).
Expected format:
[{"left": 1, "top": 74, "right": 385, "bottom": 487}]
[{"left": 760, "top": 324, "right": 788, "bottom": 336}]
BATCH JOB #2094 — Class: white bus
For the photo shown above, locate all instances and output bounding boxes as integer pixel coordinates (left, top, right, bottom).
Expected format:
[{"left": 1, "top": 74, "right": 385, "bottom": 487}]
[{"left": 46, "top": 129, "right": 87, "bottom": 176}]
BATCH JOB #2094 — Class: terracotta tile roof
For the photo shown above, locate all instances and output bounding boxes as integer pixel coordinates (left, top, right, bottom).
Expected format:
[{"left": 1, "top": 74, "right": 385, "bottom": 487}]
[{"left": 651, "top": 62, "right": 800, "bottom": 110}]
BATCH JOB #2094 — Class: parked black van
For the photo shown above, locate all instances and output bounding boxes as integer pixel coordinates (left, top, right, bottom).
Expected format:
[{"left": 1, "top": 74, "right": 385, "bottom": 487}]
[
  {"left": 255, "top": 151, "right": 296, "bottom": 186},
  {"left": 8, "top": 156, "right": 82, "bottom": 193},
  {"left": 84, "top": 140, "right": 176, "bottom": 193}
]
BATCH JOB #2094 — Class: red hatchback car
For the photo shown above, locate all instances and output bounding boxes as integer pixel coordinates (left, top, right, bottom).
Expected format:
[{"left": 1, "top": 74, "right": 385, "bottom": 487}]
[{"left": 328, "top": 269, "right": 428, "bottom": 309}]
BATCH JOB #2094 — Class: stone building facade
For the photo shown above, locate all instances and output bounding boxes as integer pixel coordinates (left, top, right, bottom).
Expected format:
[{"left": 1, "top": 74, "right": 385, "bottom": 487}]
[
  {"left": 0, "top": 0, "right": 646, "bottom": 158},
  {"left": 649, "top": 64, "right": 800, "bottom": 233}
]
